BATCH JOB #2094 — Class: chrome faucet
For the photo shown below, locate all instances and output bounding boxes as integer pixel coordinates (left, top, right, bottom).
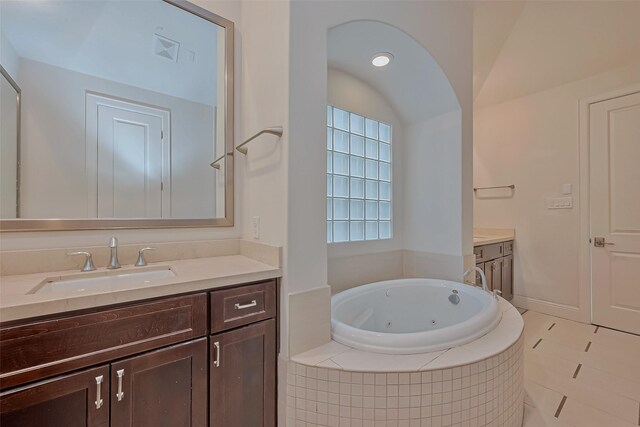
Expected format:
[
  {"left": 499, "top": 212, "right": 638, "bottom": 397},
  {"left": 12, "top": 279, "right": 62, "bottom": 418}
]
[
  {"left": 67, "top": 251, "right": 96, "bottom": 272},
  {"left": 107, "top": 236, "right": 121, "bottom": 269},
  {"left": 463, "top": 266, "right": 491, "bottom": 294}
]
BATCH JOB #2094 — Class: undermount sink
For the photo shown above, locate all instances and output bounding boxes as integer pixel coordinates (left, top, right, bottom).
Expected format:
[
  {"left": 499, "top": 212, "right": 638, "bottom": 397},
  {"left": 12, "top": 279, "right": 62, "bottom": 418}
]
[{"left": 29, "top": 266, "right": 176, "bottom": 295}]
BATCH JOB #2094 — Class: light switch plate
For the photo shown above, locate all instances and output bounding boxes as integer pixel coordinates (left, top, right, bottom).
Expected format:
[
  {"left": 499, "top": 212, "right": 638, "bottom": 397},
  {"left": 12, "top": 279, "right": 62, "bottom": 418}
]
[
  {"left": 562, "top": 184, "right": 572, "bottom": 195},
  {"left": 547, "top": 197, "right": 573, "bottom": 209}
]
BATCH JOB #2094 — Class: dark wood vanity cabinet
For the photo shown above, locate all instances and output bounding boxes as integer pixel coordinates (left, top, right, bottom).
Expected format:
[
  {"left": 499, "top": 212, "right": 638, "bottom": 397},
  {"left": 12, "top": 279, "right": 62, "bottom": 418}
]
[
  {"left": 210, "top": 320, "right": 276, "bottom": 427},
  {"left": 110, "top": 339, "right": 208, "bottom": 427},
  {"left": 0, "top": 365, "right": 110, "bottom": 427},
  {"left": 474, "top": 241, "right": 514, "bottom": 300},
  {"left": 0, "top": 279, "right": 278, "bottom": 427},
  {"left": 209, "top": 281, "right": 277, "bottom": 427}
]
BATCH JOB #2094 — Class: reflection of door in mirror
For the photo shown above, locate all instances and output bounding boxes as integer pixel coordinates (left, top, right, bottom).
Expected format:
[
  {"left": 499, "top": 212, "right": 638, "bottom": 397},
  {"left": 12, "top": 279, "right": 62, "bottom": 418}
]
[
  {"left": 86, "top": 94, "right": 170, "bottom": 219},
  {"left": 0, "top": 66, "right": 20, "bottom": 219}
]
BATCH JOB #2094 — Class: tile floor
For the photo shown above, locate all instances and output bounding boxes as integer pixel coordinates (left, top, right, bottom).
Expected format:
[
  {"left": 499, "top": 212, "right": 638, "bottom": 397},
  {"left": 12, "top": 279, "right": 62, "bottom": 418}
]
[{"left": 520, "top": 309, "right": 640, "bottom": 427}]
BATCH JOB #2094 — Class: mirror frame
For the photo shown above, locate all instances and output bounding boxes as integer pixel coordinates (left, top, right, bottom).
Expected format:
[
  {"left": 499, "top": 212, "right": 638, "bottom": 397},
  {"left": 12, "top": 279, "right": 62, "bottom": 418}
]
[
  {"left": 0, "top": 0, "right": 234, "bottom": 231},
  {"left": 0, "top": 65, "right": 21, "bottom": 219}
]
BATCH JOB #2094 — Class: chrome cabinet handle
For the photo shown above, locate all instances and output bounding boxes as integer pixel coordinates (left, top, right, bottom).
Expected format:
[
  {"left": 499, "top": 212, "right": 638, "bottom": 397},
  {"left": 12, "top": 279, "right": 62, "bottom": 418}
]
[
  {"left": 116, "top": 369, "right": 125, "bottom": 401},
  {"left": 213, "top": 341, "right": 221, "bottom": 368},
  {"left": 234, "top": 300, "right": 257, "bottom": 310},
  {"left": 94, "top": 375, "right": 104, "bottom": 409}
]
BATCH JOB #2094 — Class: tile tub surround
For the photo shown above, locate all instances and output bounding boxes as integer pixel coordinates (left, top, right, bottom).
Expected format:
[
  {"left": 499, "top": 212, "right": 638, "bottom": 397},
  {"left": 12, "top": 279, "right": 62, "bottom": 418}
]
[{"left": 287, "top": 299, "right": 524, "bottom": 426}]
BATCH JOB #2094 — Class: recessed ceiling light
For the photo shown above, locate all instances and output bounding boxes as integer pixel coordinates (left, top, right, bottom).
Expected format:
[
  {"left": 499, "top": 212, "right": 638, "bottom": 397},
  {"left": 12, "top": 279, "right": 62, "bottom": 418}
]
[{"left": 371, "top": 53, "right": 393, "bottom": 67}]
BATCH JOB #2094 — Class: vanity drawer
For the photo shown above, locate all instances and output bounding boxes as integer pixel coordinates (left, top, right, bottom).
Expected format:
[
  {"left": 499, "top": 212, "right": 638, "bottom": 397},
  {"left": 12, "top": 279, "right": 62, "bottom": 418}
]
[
  {"left": 474, "top": 243, "right": 503, "bottom": 262},
  {"left": 210, "top": 280, "right": 276, "bottom": 333},
  {"left": 0, "top": 293, "right": 207, "bottom": 391},
  {"left": 504, "top": 240, "right": 514, "bottom": 256}
]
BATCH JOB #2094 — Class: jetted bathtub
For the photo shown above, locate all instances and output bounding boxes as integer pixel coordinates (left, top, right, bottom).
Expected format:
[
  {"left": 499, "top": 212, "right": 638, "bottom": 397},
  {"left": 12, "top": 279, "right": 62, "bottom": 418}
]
[{"left": 331, "top": 278, "right": 502, "bottom": 354}]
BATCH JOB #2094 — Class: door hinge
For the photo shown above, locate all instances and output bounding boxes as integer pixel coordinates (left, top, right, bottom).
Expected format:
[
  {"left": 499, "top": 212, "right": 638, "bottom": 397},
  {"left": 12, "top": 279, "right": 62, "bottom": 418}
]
[
  {"left": 161, "top": 182, "right": 164, "bottom": 191},
  {"left": 161, "top": 130, "right": 164, "bottom": 139}
]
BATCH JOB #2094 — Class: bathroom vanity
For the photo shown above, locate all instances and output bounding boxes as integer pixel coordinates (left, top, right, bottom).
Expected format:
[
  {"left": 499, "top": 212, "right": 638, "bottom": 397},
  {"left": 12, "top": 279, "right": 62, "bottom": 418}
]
[
  {"left": 0, "top": 250, "right": 280, "bottom": 427},
  {"left": 474, "top": 232, "right": 514, "bottom": 301}
]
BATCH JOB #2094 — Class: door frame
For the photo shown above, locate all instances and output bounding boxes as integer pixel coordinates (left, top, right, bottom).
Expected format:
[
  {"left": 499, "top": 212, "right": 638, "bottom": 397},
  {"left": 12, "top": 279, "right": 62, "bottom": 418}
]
[
  {"left": 85, "top": 92, "right": 171, "bottom": 218},
  {"left": 578, "top": 84, "right": 640, "bottom": 324}
]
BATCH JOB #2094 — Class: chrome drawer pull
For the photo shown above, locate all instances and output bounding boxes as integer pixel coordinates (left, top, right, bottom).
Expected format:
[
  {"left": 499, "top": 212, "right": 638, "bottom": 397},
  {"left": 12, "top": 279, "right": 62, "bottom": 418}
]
[
  {"left": 94, "top": 375, "right": 104, "bottom": 409},
  {"left": 234, "top": 300, "right": 257, "bottom": 310},
  {"left": 213, "top": 341, "right": 221, "bottom": 368},
  {"left": 116, "top": 369, "right": 125, "bottom": 401}
]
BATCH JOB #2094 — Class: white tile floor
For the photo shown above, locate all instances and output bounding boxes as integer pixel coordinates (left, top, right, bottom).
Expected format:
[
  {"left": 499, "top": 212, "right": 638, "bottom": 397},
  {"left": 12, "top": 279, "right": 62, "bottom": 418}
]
[{"left": 520, "top": 309, "right": 640, "bottom": 427}]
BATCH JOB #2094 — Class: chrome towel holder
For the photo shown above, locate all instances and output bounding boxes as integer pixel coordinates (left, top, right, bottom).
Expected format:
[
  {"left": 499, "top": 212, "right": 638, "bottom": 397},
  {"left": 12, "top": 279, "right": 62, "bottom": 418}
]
[
  {"left": 209, "top": 154, "right": 225, "bottom": 169},
  {"left": 473, "top": 184, "right": 515, "bottom": 192},
  {"left": 236, "top": 126, "right": 283, "bottom": 155}
]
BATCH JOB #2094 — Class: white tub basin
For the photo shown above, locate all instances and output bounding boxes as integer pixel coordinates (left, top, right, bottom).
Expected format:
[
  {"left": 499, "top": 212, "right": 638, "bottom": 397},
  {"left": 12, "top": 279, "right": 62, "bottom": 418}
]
[
  {"left": 331, "top": 278, "right": 502, "bottom": 354},
  {"left": 29, "top": 267, "right": 175, "bottom": 294}
]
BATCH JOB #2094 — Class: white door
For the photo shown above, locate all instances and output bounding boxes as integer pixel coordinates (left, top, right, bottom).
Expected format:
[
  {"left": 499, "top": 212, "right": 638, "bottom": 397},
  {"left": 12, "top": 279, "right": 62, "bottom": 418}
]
[
  {"left": 590, "top": 91, "right": 640, "bottom": 335},
  {"left": 97, "top": 106, "right": 163, "bottom": 218},
  {"left": 86, "top": 94, "right": 170, "bottom": 218}
]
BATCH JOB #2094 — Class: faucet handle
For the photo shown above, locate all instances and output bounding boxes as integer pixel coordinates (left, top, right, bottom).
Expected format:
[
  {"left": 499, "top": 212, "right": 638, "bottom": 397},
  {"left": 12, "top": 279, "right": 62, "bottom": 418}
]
[
  {"left": 68, "top": 251, "right": 96, "bottom": 272},
  {"left": 135, "top": 247, "right": 157, "bottom": 267}
]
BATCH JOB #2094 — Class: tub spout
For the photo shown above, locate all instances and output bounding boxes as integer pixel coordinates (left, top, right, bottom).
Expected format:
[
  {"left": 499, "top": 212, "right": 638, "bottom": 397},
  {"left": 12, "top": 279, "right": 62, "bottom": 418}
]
[{"left": 463, "top": 267, "right": 489, "bottom": 293}]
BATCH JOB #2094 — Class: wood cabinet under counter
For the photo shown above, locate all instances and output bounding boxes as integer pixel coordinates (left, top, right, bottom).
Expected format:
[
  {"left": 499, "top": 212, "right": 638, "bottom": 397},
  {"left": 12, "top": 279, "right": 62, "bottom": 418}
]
[
  {"left": 474, "top": 241, "right": 514, "bottom": 301},
  {"left": 0, "top": 279, "right": 279, "bottom": 427}
]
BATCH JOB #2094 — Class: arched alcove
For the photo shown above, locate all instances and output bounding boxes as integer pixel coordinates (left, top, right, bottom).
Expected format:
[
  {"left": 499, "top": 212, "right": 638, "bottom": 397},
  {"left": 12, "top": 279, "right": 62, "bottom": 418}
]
[{"left": 326, "top": 20, "right": 466, "bottom": 293}]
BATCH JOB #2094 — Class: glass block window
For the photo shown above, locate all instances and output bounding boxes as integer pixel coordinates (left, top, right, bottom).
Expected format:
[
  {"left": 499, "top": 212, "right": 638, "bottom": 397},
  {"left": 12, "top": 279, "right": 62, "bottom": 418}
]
[{"left": 327, "top": 105, "right": 392, "bottom": 243}]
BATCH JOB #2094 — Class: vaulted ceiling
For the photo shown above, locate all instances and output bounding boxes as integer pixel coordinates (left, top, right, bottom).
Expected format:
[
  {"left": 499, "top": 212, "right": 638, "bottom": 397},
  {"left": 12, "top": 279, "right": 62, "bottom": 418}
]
[{"left": 474, "top": 1, "right": 640, "bottom": 107}]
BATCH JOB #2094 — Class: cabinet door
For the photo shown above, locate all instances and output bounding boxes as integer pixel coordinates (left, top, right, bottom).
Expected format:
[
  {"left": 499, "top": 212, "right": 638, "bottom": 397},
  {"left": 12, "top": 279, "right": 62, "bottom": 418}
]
[
  {"left": 0, "top": 365, "right": 109, "bottom": 427},
  {"left": 483, "top": 261, "right": 493, "bottom": 291},
  {"left": 210, "top": 319, "right": 276, "bottom": 427},
  {"left": 502, "top": 255, "right": 513, "bottom": 300},
  {"left": 491, "top": 258, "right": 503, "bottom": 295},
  {"left": 475, "top": 263, "right": 485, "bottom": 286},
  {"left": 110, "top": 338, "right": 207, "bottom": 427}
]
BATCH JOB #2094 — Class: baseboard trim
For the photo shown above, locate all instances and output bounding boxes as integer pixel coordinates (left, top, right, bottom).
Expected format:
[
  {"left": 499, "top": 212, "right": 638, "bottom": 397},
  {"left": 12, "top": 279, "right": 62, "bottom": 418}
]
[{"left": 511, "top": 295, "right": 589, "bottom": 323}]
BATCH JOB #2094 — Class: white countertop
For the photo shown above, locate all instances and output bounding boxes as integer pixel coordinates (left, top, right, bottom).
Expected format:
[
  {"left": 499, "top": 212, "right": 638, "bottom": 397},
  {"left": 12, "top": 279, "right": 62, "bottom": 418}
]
[
  {"left": 0, "top": 255, "right": 281, "bottom": 323},
  {"left": 473, "top": 228, "right": 515, "bottom": 246}
]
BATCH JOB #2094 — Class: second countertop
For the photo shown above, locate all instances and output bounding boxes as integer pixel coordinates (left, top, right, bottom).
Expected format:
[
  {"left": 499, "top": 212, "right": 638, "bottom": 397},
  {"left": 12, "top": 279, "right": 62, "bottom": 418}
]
[{"left": 473, "top": 228, "right": 515, "bottom": 246}]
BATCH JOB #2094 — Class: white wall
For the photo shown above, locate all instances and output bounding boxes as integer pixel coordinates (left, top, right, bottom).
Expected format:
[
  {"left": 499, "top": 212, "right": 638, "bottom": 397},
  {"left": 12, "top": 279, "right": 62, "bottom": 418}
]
[
  {"left": 401, "top": 109, "right": 468, "bottom": 281},
  {"left": 326, "top": 67, "right": 405, "bottom": 292},
  {"left": 405, "top": 110, "right": 463, "bottom": 256},
  {"left": 474, "top": 62, "right": 640, "bottom": 322},
  {"left": 0, "top": 30, "right": 19, "bottom": 78},
  {"left": 16, "top": 58, "right": 215, "bottom": 219}
]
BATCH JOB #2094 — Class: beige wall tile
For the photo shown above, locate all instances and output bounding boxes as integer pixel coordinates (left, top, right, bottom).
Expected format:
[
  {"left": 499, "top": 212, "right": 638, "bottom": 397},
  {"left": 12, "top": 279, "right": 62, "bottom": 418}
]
[{"left": 289, "top": 285, "right": 332, "bottom": 356}]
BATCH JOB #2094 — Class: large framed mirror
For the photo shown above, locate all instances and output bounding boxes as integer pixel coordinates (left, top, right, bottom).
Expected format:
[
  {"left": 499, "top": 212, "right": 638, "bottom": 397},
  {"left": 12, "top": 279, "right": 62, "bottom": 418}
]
[{"left": 0, "top": 0, "right": 234, "bottom": 231}]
